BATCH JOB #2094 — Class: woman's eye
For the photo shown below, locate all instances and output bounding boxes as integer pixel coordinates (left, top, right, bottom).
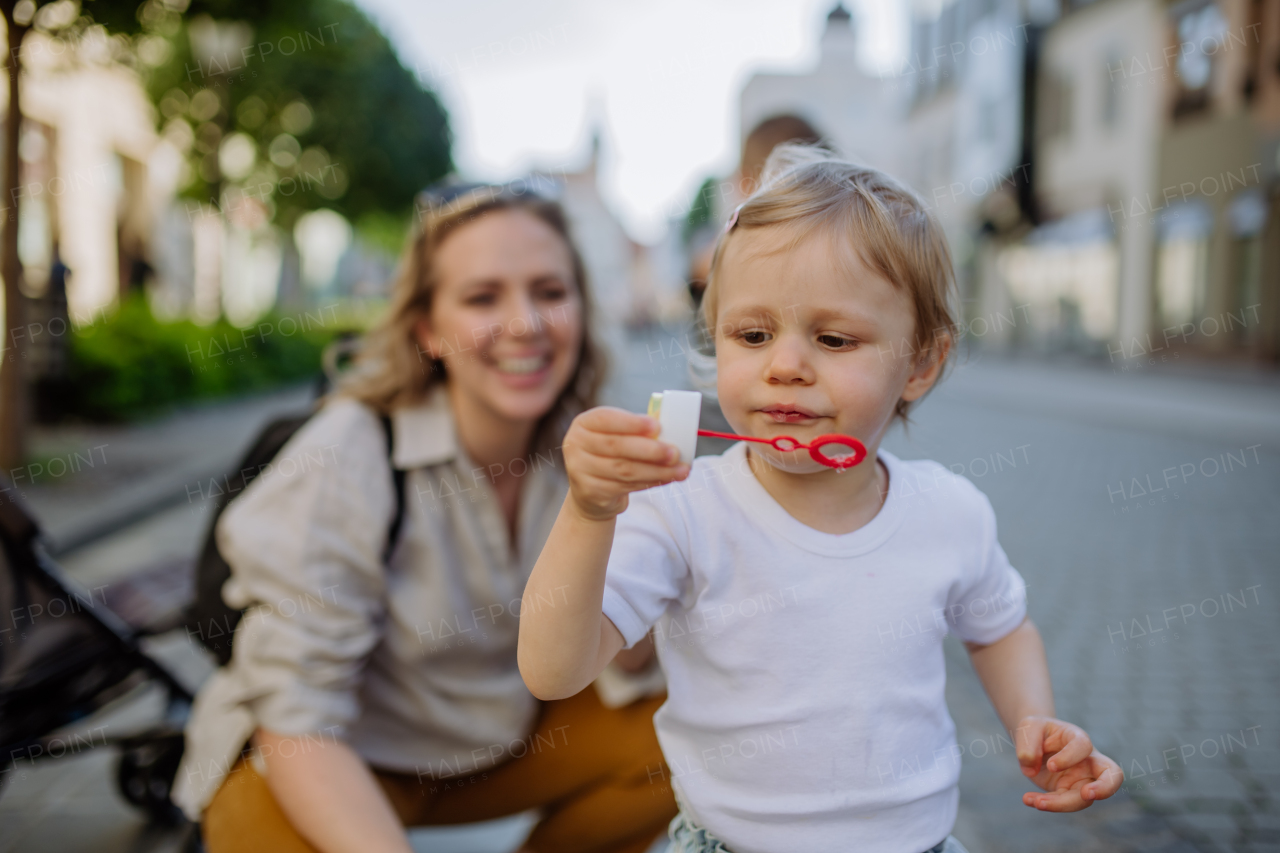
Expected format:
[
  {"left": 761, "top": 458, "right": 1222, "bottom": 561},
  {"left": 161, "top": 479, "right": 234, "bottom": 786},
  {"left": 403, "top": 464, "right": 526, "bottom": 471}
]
[
  {"left": 818, "top": 334, "right": 856, "bottom": 349},
  {"left": 464, "top": 292, "right": 498, "bottom": 306},
  {"left": 535, "top": 287, "right": 568, "bottom": 302}
]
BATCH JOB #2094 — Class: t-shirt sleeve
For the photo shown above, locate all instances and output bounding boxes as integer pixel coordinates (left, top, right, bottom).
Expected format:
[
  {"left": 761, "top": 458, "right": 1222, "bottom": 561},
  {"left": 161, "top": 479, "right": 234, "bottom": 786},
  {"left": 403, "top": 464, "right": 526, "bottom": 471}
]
[
  {"left": 602, "top": 489, "right": 690, "bottom": 648},
  {"left": 945, "top": 488, "right": 1028, "bottom": 645}
]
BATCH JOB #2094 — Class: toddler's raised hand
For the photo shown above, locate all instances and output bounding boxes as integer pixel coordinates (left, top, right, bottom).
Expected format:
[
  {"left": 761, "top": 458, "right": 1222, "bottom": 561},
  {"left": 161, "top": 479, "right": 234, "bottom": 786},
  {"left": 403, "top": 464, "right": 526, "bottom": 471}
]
[
  {"left": 1016, "top": 716, "right": 1124, "bottom": 811},
  {"left": 562, "top": 406, "right": 690, "bottom": 522}
]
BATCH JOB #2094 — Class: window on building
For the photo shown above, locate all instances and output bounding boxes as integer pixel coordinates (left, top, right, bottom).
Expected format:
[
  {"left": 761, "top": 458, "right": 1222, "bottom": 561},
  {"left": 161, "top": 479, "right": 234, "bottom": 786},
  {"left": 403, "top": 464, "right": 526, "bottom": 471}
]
[
  {"left": 939, "top": 2, "right": 961, "bottom": 86},
  {"left": 1172, "top": 1, "right": 1228, "bottom": 119},
  {"left": 1227, "top": 190, "right": 1268, "bottom": 343},
  {"left": 1155, "top": 199, "right": 1213, "bottom": 329},
  {"left": 1242, "top": 0, "right": 1263, "bottom": 102},
  {"left": 1101, "top": 53, "right": 1121, "bottom": 130},
  {"left": 911, "top": 18, "right": 938, "bottom": 106},
  {"left": 1038, "top": 71, "right": 1073, "bottom": 142},
  {"left": 997, "top": 208, "right": 1119, "bottom": 345},
  {"left": 979, "top": 96, "right": 999, "bottom": 143}
]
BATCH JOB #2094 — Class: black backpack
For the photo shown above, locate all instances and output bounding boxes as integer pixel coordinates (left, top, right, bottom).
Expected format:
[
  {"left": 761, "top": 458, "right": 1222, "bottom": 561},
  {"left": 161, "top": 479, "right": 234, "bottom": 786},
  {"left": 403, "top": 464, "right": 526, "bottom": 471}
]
[{"left": 185, "top": 413, "right": 407, "bottom": 665}]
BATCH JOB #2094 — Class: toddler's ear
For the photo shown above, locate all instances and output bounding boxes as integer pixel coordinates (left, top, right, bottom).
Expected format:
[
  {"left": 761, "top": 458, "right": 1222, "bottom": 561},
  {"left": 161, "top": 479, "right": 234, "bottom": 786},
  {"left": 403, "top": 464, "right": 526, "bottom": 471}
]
[{"left": 901, "top": 331, "right": 952, "bottom": 403}]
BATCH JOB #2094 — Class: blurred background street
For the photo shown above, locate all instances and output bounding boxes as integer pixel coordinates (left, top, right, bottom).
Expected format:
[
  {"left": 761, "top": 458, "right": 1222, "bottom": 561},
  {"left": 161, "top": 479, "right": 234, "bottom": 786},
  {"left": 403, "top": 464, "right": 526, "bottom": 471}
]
[{"left": 0, "top": 0, "right": 1276, "bottom": 851}]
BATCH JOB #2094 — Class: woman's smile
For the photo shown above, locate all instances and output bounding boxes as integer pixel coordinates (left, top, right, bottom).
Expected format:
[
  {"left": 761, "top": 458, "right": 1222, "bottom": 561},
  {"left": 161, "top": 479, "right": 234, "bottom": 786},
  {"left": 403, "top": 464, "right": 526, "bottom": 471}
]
[{"left": 490, "top": 351, "right": 555, "bottom": 388}]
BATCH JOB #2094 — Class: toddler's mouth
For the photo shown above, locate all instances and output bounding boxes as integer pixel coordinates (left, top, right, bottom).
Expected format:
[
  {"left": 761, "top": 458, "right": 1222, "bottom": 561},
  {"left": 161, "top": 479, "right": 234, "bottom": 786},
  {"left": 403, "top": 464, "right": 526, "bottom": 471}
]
[{"left": 758, "top": 405, "right": 822, "bottom": 424}]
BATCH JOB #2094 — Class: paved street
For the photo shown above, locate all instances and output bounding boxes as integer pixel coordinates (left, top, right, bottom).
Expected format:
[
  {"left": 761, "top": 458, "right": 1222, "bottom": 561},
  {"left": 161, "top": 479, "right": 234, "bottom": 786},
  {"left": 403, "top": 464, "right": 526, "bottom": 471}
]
[
  {"left": 2, "top": 326, "right": 1277, "bottom": 853},
  {"left": 889, "top": 353, "right": 1279, "bottom": 853}
]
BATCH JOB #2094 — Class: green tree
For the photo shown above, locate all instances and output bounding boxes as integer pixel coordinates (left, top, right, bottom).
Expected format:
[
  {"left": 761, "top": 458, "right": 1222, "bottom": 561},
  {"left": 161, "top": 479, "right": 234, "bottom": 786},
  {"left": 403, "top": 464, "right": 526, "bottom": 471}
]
[
  {"left": 139, "top": 0, "right": 451, "bottom": 302},
  {"left": 0, "top": 0, "right": 449, "bottom": 466},
  {"left": 683, "top": 176, "right": 717, "bottom": 244}
]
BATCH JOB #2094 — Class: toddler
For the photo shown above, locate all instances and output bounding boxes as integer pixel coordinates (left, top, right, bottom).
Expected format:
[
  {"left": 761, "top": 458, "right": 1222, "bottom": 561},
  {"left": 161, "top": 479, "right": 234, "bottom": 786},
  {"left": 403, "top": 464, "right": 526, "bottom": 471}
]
[{"left": 518, "top": 146, "right": 1122, "bottom": 853}]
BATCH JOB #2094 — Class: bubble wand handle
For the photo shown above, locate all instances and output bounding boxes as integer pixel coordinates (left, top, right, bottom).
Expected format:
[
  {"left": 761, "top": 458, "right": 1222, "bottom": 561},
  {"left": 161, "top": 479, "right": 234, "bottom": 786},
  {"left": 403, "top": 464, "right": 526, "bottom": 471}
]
[{"left": 695, "top": 429, "right": 868, "bottom": 470}]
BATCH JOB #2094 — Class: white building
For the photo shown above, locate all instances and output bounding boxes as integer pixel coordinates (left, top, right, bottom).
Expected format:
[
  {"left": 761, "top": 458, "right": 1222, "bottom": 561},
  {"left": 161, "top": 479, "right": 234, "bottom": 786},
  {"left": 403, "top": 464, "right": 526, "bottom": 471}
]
[
  {"left": 535, "top": 131, "right": 688, "bottom": 330},
  {"left": 547, "top": 134, "right": 637, "bottom": 331},
  {"left": 14, "top": 31, "right": 164, "bottom": 325},
  {"left": 1000, "top": 0, "right": 1280, "bottom": 358},
  {"left": 901, "top": 0, "right": 1029, "bottom": 232},
  {"left": 740, "top": 5, "right": 902, "bottom": 174},
  {"left": 1002, "top": 0, "right": 1166, "bottom": 348},
  {"left": 736, "top": 1, "right": 1032, "bottom": 336},
  {"left": 891, "top": 0, "right": 1035, "bottom": 350}
]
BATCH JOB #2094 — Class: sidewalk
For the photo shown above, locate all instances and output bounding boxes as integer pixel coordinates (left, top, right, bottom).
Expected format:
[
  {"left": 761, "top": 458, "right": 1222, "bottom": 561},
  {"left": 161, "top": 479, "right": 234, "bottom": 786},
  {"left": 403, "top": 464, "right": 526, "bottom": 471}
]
[
  {"left": 21, "top": 384, "right": 316, "bottom": 554},
  {"left": 937, "top": 350, "right": 1280, "bottom": 449}
]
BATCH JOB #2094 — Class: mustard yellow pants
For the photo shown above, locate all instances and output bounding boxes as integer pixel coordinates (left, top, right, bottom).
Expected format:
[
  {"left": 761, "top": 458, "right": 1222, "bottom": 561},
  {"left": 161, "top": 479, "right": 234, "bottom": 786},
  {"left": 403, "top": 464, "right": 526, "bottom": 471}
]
[{"left": 203, "top": 689, "right": 675, "bottom": 853}]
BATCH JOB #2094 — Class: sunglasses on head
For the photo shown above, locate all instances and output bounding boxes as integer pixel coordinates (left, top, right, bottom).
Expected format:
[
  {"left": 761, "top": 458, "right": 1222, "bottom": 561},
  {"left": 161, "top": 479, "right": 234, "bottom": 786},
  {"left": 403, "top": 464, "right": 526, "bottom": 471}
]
[{"left": 417, "top": 177, "right": 558, "bottom": 212}]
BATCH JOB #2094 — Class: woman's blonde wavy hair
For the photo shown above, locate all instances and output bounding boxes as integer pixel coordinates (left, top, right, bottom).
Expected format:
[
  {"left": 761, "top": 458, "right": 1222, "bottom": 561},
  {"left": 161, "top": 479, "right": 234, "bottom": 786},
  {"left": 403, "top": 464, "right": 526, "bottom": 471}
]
[
  {"left": 340, "top": 185, "right": 604, "bottom": 451},
  {"left": 700, "top": 144, "right": 957, "bottom": 423}
]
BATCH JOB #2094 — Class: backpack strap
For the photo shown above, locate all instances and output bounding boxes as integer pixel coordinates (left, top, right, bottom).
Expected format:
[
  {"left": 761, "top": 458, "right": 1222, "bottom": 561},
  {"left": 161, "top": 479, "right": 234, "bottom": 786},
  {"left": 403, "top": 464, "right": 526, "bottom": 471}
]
[{"left": 379, "top": 415, "right": 408, "bottom": 564}]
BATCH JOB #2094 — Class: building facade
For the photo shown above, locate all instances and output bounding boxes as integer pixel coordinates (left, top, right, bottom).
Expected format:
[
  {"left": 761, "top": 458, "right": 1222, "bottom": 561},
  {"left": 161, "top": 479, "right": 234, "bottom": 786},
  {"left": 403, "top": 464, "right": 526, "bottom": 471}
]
[
  {"left": 1018, "top": 0, "right": 1279, "bottom": 360},
  {"left": 740, "top": 5, "right": 902, "bottom": 174},
  {"left": 14, "top": 33, "right": 162, "bottom": 325}
]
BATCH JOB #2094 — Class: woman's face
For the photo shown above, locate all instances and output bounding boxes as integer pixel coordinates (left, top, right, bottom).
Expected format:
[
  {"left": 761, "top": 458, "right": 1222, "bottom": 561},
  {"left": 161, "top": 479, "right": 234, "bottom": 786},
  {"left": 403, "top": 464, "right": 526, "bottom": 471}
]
[{"left": 416, "top": 207, "right": 584, "bottom": 427}]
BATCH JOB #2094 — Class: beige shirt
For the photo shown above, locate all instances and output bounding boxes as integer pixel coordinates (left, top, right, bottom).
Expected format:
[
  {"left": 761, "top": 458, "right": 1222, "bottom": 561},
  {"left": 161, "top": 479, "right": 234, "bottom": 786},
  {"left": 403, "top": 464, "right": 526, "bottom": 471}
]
[{"left": 173, "top": 389, "right": 566, "bottom": 819}]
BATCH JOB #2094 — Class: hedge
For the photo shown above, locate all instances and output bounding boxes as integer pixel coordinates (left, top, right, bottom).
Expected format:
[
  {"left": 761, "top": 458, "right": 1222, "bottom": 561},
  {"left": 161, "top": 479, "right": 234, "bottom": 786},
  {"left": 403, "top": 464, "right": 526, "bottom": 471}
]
[{"left": 59, "top": 297, "right": 345, "bottom": 421}]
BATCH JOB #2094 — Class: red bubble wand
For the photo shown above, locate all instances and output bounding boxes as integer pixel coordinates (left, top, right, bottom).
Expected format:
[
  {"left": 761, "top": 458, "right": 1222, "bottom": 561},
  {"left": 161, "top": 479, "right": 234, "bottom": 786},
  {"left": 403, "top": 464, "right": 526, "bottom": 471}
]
[
  {"left": 696, "top": 428, "right": 867, "bottom": 470},
  {"left": 648, "top": 389, "right": 867, "bottom": 471}
]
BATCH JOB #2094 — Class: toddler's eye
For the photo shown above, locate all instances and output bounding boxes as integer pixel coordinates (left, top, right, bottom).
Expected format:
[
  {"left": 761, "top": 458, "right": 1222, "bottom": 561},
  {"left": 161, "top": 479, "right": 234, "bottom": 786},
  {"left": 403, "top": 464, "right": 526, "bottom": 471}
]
[
  {"left": 740, "top": 330, "right": 769, "bottom": 345},
  {"left": 818, "top": 334, "right": 856, "bottom": 349}
]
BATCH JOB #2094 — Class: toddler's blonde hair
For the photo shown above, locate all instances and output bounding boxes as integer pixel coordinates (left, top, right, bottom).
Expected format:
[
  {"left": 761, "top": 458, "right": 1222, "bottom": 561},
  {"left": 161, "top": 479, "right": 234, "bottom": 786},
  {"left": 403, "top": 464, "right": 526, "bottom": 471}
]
[{"left": 701, "top": 144, "right": 957, "bottom": 422}]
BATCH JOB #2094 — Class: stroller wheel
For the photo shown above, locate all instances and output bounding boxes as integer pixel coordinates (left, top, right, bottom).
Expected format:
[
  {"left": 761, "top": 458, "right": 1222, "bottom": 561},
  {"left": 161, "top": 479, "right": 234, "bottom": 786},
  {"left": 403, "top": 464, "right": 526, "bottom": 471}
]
[{"left": 117, "top": 732, "right": 186, "bottom": 824}]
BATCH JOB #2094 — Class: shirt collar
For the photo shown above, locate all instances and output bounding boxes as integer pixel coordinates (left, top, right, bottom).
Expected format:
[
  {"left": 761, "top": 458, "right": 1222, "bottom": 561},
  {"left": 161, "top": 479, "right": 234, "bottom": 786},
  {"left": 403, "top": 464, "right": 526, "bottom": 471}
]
[{"left": 391, "top": 387, "right": 458, "bottom": 469}]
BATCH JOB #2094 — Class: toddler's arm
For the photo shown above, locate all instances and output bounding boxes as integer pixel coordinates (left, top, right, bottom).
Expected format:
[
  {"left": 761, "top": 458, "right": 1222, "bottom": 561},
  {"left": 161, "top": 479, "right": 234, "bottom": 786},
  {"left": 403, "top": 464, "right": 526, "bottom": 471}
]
[
  {"left": 967, "top": 618, "right": 1124, "bottom": 811},
  {"left": 518, "top": 407, "right": 689, "bottom": 700}
]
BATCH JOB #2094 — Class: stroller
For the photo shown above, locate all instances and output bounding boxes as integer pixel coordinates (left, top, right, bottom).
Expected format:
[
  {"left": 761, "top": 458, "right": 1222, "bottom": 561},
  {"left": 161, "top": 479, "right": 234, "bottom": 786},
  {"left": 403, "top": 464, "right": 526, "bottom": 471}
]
[
  {"left": 0, "top": 338, "right": 357, "bottom": 832},
  {"left": 0, "top": 482, "right": 194, "bottom": 824}
]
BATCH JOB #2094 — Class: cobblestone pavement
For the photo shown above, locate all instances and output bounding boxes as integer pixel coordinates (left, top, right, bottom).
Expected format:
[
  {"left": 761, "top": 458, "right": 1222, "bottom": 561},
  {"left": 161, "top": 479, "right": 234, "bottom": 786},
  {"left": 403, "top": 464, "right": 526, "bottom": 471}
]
[
  {"left": 3, "top": 327, "right": 1276, "bottom": 853},
  {"left": 886, "top": 354, "right": 1278, "bottom": 853}
]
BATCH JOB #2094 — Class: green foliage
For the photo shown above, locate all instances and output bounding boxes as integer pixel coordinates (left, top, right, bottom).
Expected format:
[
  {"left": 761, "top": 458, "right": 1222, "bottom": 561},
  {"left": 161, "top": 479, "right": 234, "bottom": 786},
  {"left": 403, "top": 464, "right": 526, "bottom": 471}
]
[
  {"left": 137, "top": 0, "right": 452, "bottom": 226},
  {"left": 683, "top": 177, "right": 717, "bottom": 244},
  {"left": 80, "top": 0, "right": 147, "bottom": 35},
  {"left": 354, "top": 209, "right": 413, "bottom": 258},
  {"left": 64, "top": 296, "right": 340, "bottom": 421}
]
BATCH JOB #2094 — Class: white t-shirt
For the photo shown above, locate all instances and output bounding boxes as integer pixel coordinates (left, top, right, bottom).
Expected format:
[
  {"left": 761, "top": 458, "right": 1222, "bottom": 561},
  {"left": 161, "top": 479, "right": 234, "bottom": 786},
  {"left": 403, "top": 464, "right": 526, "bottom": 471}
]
[{"left": 602, "top": 442, "right": 1027, "bottom": 853}]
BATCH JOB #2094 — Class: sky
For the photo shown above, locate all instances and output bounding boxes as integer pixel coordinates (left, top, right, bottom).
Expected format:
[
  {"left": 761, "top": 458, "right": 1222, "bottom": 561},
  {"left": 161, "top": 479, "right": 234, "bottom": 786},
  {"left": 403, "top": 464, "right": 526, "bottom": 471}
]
[{"left": 352, "top": 0, "right": 908, "bottom": 244}]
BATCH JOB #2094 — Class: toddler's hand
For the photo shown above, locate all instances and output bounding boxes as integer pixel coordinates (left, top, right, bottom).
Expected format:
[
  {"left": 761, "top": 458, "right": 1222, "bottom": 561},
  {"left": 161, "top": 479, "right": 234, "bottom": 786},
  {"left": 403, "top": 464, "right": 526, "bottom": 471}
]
[
  {"left": 1015, "top": 716, "right": 1123, "bottom": 811},
  {"left": 562, "top": 406, "right": 690, "bottom": 522}
]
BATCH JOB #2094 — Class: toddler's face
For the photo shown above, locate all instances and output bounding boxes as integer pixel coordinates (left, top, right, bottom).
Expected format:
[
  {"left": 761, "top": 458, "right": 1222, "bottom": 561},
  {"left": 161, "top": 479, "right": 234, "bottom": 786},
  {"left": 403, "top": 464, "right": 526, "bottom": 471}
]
[{"left": 713, "top": 224, "right": 938, "bottom": 474}]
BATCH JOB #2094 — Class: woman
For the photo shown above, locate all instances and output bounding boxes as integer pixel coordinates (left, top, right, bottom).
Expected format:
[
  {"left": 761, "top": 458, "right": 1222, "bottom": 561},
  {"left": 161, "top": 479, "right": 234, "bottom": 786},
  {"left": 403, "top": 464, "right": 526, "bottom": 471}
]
[{"left": 173, "top": 185, "right": 675, "bottom": 853}]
